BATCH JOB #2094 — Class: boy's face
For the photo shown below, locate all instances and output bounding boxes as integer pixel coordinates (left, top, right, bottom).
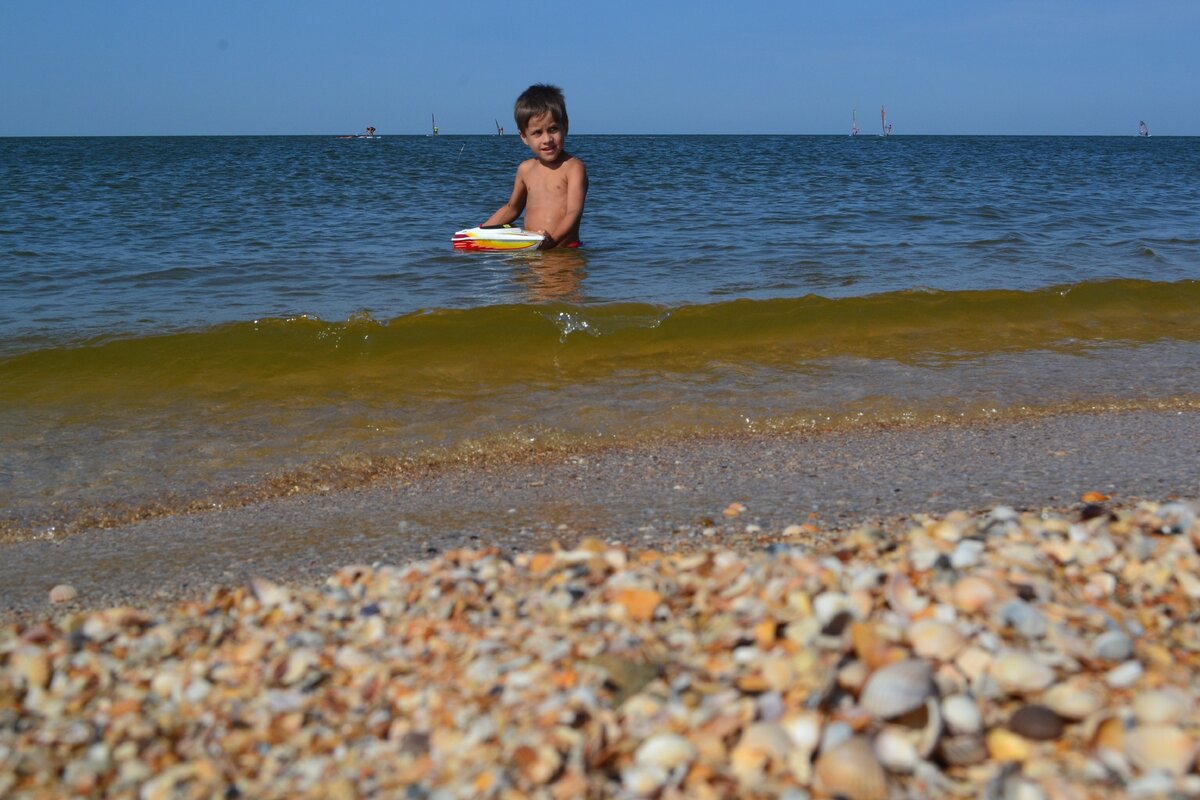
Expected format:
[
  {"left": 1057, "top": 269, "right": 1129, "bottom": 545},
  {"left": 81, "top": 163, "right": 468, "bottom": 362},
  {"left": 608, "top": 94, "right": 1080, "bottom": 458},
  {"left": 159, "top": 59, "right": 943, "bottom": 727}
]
[{"left": 519, "top": 111, "right": 566, "bottom": 165}]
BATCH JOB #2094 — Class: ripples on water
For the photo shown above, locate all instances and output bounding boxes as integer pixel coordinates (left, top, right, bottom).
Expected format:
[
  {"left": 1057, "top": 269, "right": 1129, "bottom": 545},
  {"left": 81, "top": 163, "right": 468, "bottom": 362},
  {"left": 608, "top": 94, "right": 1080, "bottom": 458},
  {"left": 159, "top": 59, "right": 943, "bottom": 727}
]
[
  {"left": 2, "top": 135, "right": 1199, "bottom": 534},
  {"left": 3, "top": 135, "right": 1199, "bottom": 343}
]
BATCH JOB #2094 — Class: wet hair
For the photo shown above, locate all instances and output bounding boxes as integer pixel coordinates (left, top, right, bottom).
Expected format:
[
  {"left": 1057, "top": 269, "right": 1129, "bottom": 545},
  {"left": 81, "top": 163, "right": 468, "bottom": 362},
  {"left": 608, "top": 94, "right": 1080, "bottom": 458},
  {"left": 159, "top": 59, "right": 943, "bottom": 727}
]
[{"left": 514, "top": 84, "right": 568, "bottom": 135}]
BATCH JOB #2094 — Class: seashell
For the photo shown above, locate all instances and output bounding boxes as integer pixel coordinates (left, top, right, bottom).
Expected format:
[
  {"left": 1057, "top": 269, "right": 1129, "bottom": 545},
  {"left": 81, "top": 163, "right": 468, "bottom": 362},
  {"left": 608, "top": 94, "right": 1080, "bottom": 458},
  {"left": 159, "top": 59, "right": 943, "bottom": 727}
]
[
  {"left": 814, "top": 592, "right": 858, "bottom": 629},
  {"left": 737, "top": 723, "right": 794, "bottom": 762},
  {"left": 941, "top": 694, "right": 983, "bottom": 735},
  {"left": 873, "top": 726, "right": 919, "bottom": 774},
  {"left": 1091, "top": 630, "right": 1133, "bottom": 662},
  {"left": 995, "top": 600, "right": 1048, "bottom": 639},
  {"left": 986, "top": 728, "right": 1032, "bottom": 762},
  {"left": 859, "top": 659, "right": 934, "bottom": 719},
  {"left": 1007, "top": 704, "right": 1065, "bottom": 741},
  {"left": 1104, "top": 660, "right": 1144, "bottom": 689},
  {"left": 952, "top": 575, "right": 1000, "bottom": 613},
  {"left": 884, "top": 571, "right": 929, "bottom": 617},
  {"left": 814, "top": 736, "right": 888, "bottom": 800},
  {"left": 781, "top": 711, "right": 823, "bottom": 758},
  {"left": 988, "top": 652, "right": 1055, "bottom": 695},
  {"left": 512, "top": 744, "right": 561, "bottom": 785},
  {"left": 949, "top": 539, "right": 985, "bottom": 569},
  {"left": 635, "top": 733, "right": 696, "bottom": 770},
  {"left": 48, "top": 584, "right": 77, "bottom": 604},
  {"left": 819, "top": 721, "right": 855, "bottom": 755},
  {"left": 850, "top": 622, "right": 904, "bottom": 670},
  {"left": 1132, "top": 689, "right": 1191, "bottom": 726},
  {"left": 908, "top": 620, "right": 966, "bottom": 662},
  {"left": 250, "top": 577, "right": 292, "bottom": 608},
  {"left": 1155, "top": 501, "right": 1197, "bottom": 535},
  {"left": 621, "top": 764, "right": 667, "bottom": 797},
  {"left": 940, "top": 733, "right": 988, "bottom": 766},
  {"left": 1124, "top": 725, "right": 1196, "bottom": 777},
  {"left": 838, "top": 659, "right": 871, "bottom": 692},
  {"left": 9, "top": 645, "right": 51, "bottom": 690},
  {"left": 1042, "top": 680, "right": 1108, "bottom": 721}
]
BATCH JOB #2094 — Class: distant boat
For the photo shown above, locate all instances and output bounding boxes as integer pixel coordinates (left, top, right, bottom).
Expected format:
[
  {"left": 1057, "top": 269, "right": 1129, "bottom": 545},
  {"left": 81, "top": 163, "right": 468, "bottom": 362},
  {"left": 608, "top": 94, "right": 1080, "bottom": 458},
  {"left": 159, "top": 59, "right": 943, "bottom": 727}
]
[
  {"left": 1138, "top": 120, "right": 1150, "bottom": 137},
  {"left": 336, "top": 126, "right": 380, "bottom": 140},
  {"left": 880, "top": 105, "right": 893, "bottom": 138},
  {"left": 495, "top": 119, "right": 505, "bottom": 136},
  {"left": 428, "top": 114, "right": 439, "bottom": 137},
  {"left": 850, "top": 110, "right": 860, "bottom": 137}
]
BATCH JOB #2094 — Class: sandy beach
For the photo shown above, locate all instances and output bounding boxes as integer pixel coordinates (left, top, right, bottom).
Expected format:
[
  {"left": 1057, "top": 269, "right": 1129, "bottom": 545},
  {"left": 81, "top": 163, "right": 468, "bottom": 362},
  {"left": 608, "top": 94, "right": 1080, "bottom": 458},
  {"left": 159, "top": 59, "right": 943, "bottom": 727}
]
[
  {"left": 2, "top": 407, "right": 1198, "bottom": 617},
  {"left": 3, "top": 408, "right": 1200, "bottom": 796}
]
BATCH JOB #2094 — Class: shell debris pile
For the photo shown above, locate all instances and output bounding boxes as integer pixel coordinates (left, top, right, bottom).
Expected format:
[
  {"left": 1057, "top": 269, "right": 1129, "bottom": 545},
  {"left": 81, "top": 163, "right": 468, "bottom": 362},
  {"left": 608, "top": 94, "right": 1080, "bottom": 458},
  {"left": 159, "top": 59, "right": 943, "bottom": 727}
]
[{"left": 3, "top": 499, "right": 1200, "bottom": 798}]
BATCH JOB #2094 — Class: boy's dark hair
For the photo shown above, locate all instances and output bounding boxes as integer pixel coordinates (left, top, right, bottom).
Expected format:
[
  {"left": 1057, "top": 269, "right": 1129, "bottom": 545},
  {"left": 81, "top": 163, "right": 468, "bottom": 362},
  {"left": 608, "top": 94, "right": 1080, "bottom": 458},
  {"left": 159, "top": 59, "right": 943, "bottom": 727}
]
[{"left": 514, "top": 84, "right": 568, "bottom": 135}]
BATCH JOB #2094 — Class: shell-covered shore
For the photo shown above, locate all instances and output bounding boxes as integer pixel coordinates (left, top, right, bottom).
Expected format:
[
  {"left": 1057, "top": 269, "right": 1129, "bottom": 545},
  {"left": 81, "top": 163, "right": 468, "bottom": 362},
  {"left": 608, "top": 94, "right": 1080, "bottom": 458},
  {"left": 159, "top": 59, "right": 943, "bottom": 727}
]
[{"left": 3, "top": 498, "right": 1200, "bottom": 798}]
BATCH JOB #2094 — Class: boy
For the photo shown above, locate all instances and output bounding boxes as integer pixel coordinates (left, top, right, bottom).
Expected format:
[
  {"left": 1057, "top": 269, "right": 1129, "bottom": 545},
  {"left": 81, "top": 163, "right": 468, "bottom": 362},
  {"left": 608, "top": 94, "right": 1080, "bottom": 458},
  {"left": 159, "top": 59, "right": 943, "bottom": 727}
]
[{"left": 482, "top": 84, "right": 587, "bottom": 249}]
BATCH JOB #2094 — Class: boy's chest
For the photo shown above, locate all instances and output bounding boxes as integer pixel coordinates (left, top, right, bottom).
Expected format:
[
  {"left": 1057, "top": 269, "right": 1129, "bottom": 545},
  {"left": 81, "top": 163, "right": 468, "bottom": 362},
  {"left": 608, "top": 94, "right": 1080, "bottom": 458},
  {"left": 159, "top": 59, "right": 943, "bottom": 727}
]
[{"left": 529, "top": 169, "right": 569, "bottom": 198}]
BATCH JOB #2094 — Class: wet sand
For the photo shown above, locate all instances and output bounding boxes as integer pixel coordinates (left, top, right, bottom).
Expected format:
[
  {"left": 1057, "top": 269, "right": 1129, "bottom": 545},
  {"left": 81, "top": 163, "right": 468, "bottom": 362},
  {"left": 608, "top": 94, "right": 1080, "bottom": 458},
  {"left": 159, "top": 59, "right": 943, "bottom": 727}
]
[{"left": 2, "top": 408, "right": 1197, "bottom": 617}]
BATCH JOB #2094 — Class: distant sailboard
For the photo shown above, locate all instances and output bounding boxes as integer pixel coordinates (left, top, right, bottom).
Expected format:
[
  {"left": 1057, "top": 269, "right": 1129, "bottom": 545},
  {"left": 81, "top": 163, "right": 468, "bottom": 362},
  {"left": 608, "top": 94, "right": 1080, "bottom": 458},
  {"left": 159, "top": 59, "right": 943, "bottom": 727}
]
[
  {"left": 1138, "top": 120, "right": 1150, "bottom": 137},
  {"left": 452, "top": 225, "right": 544, "bottom": 251}
]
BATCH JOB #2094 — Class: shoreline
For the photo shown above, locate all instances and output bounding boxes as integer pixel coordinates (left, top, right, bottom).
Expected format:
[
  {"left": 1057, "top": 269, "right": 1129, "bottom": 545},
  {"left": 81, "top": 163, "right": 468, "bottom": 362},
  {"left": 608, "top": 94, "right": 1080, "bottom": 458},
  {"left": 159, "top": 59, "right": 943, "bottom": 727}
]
[{"left": 2, "top": 406, "right": 1197, "bottom": 617}]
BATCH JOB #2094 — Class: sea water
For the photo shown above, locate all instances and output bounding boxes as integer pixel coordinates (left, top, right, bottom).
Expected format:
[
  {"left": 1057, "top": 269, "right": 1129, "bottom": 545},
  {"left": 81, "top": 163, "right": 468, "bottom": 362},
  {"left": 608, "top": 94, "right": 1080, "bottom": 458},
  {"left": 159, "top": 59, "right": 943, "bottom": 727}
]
[{"left": 2, "top": 134, "right": 1199, "bottom": 536}]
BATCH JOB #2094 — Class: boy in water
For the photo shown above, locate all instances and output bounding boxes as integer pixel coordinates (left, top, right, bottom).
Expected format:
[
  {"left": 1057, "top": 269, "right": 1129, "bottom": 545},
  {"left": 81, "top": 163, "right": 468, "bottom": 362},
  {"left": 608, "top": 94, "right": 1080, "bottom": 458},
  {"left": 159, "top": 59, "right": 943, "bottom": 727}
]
[{"left": 482, "top": 84, "right": 587, "bottom": 249}]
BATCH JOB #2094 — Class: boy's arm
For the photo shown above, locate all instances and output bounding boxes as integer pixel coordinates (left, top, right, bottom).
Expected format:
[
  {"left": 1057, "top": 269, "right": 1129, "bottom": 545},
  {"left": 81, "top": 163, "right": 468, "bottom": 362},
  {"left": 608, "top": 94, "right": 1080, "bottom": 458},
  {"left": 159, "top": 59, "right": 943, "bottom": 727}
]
[
  {"left": 537, "top": 160, "right": 588, "bottom": 249},
  {"left": 482, "top": 166, "right": 528, "bottom": 227}
]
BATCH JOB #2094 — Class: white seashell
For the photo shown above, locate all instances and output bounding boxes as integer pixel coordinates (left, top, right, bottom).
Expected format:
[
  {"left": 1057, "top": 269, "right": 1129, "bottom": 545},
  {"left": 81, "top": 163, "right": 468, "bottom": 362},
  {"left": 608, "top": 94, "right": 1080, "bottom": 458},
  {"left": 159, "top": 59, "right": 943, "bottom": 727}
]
[
  {"left": 908, "top": 620, "right": 966, "bottom": 662},
  {"left": 621, "top": 764, "right": 667, "bottom": 797},
  {"left": 635, "top": 733, "right": 696, "bottom": 770},
  {"left": 941, "top": 694, "right": 983, "bottom": 735},
  {"left": 48, "top": 584, "right": 77, "bottom": 604},
  {"left": 989, "top": 651, "right": 1055, "bottom": 695},
  {"left": 874, "top": 727, "right": 919, "bottom": 774},
  {"left": 1132, "top": 689, "right": 1191, "bottom": 726},
  {"left": 814, "top": 736, "right": 888, "bottom": 800},
  {"left": 1091, "top": 630, "right": 1133, "bottom": 662},
  {"left": 859, "top": 659, "right": 934, "bottom": 719},
  {"left": 251, "top": 577, "right": 292, "bottom": 608},
  {"left": 813, "top": 591, "right": 858, "bottom": 628},
  {"left": 1042, "top": 680, "right": 1108, "bottom": 721},
  {"left": 1104, "top": 660, "right": 1144, "bottom": 689},
  {"left": 782, "top": 711, "right": 823, "bottom": 757},
  {"left": 1125, "top": 725, "right": 1196, "bottom": 777},
  {"left": 949, "top": 539, "right": 985, "bottom": 569}
]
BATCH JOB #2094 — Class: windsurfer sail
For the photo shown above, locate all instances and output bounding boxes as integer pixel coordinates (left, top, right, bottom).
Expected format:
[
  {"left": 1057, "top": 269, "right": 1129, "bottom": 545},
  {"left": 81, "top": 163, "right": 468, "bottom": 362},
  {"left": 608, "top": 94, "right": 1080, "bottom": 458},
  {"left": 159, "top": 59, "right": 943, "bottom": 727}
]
[
  {"left": 851, "top": 110, "right": 860, "bottom": 136},
  {"left": 1138, "top": 120, "right": 1150, "bottom": 137},
  {"left": 881, "top": 106, "right": 892, "bottom": 137}
]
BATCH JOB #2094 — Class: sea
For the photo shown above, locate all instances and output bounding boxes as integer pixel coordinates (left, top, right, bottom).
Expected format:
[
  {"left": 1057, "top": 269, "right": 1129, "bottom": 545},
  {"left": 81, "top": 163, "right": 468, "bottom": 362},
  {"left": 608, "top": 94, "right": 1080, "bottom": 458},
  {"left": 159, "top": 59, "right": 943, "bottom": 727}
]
[{"left": 2, "top": 134, "right": 1199, "bottom": 539}]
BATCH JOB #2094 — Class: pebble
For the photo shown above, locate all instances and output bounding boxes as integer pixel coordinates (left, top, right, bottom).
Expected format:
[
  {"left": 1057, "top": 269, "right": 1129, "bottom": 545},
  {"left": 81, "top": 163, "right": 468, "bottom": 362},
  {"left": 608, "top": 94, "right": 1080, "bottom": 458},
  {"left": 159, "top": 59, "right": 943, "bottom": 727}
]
[{"left": 2, "top": 500, "right": 1199, "bottom": 797}]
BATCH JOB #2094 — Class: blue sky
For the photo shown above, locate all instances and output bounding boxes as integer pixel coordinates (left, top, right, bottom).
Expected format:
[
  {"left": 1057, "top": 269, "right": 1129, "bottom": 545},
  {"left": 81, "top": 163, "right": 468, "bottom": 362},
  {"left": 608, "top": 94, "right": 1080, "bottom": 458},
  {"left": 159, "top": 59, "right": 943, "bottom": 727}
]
[{"left": 2, "top": 1, "right": 1196, "bottom": 136}]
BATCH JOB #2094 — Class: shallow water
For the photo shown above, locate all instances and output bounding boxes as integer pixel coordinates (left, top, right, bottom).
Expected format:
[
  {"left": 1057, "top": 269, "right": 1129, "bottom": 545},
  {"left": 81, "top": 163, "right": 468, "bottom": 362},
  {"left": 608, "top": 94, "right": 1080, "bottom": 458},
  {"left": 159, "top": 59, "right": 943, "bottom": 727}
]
[{"left": 2, "top": 135, "right": 1199, "bottom": 536}]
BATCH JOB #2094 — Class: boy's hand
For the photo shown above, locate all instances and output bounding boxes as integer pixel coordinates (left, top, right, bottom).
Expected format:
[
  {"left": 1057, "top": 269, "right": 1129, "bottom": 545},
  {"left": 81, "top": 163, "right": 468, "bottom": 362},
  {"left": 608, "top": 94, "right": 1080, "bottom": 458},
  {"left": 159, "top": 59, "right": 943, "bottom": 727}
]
[{"left": 536, "top": 230, "right": 556, "bottom": 250}]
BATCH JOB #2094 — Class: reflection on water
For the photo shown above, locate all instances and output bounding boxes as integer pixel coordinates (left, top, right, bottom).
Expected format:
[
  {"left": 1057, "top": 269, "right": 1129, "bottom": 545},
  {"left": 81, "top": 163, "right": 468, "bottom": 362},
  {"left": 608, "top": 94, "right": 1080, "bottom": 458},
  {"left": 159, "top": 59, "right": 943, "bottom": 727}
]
[{"left": 513, "top": 249, "right": 588, "bottom": 302}]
